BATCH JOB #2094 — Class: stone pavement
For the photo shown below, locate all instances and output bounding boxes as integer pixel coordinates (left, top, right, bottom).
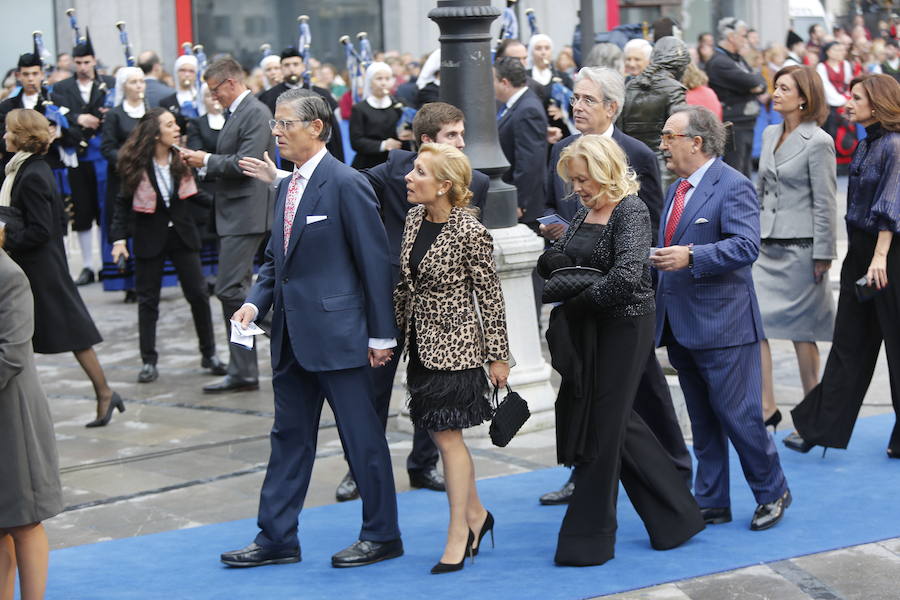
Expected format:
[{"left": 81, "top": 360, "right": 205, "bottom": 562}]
[{"left": 36, "top": 175, "right": 900, "bottom": 598}]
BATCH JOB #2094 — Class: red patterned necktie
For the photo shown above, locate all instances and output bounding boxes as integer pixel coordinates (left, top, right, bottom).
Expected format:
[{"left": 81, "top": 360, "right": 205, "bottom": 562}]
[
  {"left": 664, "top": 179, "right": 692, "bottom": 246},
  {"left": 283, "top": 170, "right": 304, "bottom": 253}
]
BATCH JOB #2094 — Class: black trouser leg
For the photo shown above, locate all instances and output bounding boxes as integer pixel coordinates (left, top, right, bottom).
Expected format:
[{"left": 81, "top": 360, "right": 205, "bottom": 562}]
[
  {"left": 135, "top": 252, "right": 166, "bottom": 365},
  {"left": 792, "top": 231, "right": 896, "bottom": 448},
  {"left": 168, "top": 233, "right": 216, "bottom": 359},
  {"left": 633, "top": 350, "right": 693, "bottom": 486},
  {"left": 723, "top": 123, "right": 754, "bottom": 178}
]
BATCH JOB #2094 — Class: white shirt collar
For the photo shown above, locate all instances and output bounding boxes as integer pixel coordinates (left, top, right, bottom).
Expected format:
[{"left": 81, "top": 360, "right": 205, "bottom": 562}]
[
  {"left": 207, "top": 113, "right": 225, "bottom": 130},
  {"left": 600, "top": 123, "right": 614, "bottom": 138},
  {"left": 176, "top": 88, "right": 196, "bottom": 104},
  {"left": 229, "top": 89, "right": 251, "bottom": 114},
  {"left": 122, "top": 100, "right": 145, "bottom": 119},
  {"left": 293, "top": 145, "right": 328, "bottom": 181},
  {"left": 22, "top": 93, "right": 38, "bottom": 110},
  {"left": 531, "top": 66, "right": 552, "bottom": 86},
  {"left": 366, "top": 95, "right": 393, "bottom": 109},
  {"left": 506, "top": 86, "right": 528, "bottom": 110},
  {"left": 686, "top": 157, "right": 717, "bottom": 189}
]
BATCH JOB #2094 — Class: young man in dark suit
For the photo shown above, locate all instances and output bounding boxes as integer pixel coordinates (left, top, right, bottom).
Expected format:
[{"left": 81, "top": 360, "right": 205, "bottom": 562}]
[
  {"left": 180, "top": 58, "right": 275, "bottom": 394},
  {"left": 223, "top": 89, "right": 401, "bottom": 569},
  {"left": 652, "top": 105, "right": 790, "bottom": 531},
  {"left": 537, "top": 66, "right": 692, "bottom": 506}
]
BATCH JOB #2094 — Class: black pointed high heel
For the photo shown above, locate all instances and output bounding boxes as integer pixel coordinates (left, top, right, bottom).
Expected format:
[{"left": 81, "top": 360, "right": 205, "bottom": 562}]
[
  {"left": 888, "top": 448, "right": 898, "bottom": 459},
  {"left": 764, "top": 409, "right": 782, "bottom": 432},
  {"left": 85, "top": 392, "right": 125, "bottom": 428},
  {"left": 430, "top": 530, "right": 475, "bottom": 574},
  {"left": 471, "top": 511, "right": 494, "bottom": 557}
]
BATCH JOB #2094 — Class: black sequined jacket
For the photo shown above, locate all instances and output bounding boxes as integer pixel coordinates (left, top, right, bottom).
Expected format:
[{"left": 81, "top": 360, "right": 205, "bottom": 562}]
[{"left": 537, "top": 195, "right": 655, "bottom": 318}]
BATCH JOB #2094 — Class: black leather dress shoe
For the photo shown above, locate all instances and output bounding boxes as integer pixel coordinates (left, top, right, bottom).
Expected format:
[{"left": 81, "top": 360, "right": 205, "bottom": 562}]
[
  {"left": 700, "top": 506, "right": 732, "bottom": 525},
  {"left": 137, "top": 363, "right": 158, "bottom": 383},
  {"left": 409, "top": 466, "right": 445, "bottom": 491},
  {"left": 203, "top": 376, "right": 259, "bottom": 394},
  {"left": 74, "top": 268, "right": 95, "bottom": 286},
  {"left": 783, "top": 431, "right": 816, "bottom": 453},
  {"left": 331, "top": 539, "right": 403, "bottom": 568},
  {"left": 539, "top": 479, "right": 575, "bottom": 505},
  {"left": 201, "top": 355, "right": 228, "bottom": 376},
  {"left": 220, "top": 542, "right": 300, "bottom": 568},
  {"left": 335, "top": 471, "right": 359, "bottom": 502},
  {"left": 750, "top": 489, "right": 791, "bottom": 531}
]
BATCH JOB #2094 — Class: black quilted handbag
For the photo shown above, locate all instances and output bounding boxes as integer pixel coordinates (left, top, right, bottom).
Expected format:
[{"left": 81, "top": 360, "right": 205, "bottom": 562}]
[
  {"left": 541, "top": 266, "right": 604, "bottom": 304},
  {"left": 489, "top": 384, "right": 530, "bottom": 447}
]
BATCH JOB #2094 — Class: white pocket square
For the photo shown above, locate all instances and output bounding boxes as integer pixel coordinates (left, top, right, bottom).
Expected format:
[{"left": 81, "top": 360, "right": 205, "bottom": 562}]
[
  {"left": 694, "top": 218, "right": 709, "bottom": 224},
  {"left": 306, "top": 215, "right": 327, "bottom": 224}
]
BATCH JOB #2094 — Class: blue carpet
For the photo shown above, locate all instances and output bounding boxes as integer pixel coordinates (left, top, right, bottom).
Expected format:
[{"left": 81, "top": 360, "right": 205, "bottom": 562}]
[{"left": 47, "top": 414, "right": 900, "bottom": 600}]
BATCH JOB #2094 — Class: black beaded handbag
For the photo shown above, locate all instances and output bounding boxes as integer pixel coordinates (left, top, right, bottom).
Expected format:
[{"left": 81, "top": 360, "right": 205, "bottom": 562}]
[
  {"left": 541, "top": 266, "right": 604, "bottom": 304},
  {"left": 489, "top": 384, "right": 530, "bottom": 447}
]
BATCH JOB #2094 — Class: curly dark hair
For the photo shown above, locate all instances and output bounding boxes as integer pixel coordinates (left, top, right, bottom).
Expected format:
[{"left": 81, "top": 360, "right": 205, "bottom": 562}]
[{"left": 117, "top": 107, "right": 190, "bottom": 196}]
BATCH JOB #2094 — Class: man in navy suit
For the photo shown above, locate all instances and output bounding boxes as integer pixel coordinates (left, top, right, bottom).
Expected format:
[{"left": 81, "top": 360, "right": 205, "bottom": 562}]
[
  {"left": 222, "top": 89, "right": 402, "bottom": 568},
  {"left": 326, "top": 102, "right": 489, "bottom": 502},
  {"left": 651, "top": 105, "right": 791, "bottom": 531},
  {"left": 494, "top": 56, "right": 548, "bottom": 226},
  {"left": 537, "top": 66, "right": 691, "bottom": 506}
]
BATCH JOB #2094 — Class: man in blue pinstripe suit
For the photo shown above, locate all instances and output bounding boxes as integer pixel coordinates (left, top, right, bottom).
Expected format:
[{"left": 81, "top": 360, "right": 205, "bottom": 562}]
[{"left": 651, "top": 106, "right": 791, "bottom": 531}]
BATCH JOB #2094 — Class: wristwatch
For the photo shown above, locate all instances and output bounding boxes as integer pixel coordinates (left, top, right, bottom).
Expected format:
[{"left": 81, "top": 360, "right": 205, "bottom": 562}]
[{"left": 688, "top": 247, "right": 694, "bottom": 269}]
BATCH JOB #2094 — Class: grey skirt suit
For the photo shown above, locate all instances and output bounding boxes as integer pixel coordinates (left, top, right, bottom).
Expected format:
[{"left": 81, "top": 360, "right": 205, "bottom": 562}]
[
  {"left": 0, "top": 249, "right": 64, "bottom": 528},
  {"left": 754, "top": 121, "right": 838, "bottom": 342}
]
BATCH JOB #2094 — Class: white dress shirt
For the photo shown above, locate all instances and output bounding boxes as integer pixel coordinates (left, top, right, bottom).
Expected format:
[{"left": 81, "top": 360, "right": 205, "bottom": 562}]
[{"left": 664, "top": 157, "right": 716, "bottom": 225}]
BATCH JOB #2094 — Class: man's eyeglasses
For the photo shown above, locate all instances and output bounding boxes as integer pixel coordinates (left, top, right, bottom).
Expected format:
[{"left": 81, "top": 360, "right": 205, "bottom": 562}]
[
  {"left": 569, "top": 94, "right": 603, "bottom": 108},
  {"left": 268, "top": 119, "right": 309, "bottom": 131},
  {"left": 660, "top": 132, "right": 692, "bottom": 144},
  {"left": 209, "top": 78, "right": 232, "bottom": 95}
]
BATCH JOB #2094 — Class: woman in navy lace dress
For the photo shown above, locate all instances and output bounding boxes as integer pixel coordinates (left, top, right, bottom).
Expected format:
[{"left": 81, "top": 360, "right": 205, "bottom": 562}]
[{"left": 785, "top": 74, "right": 900, "bottom": 458}]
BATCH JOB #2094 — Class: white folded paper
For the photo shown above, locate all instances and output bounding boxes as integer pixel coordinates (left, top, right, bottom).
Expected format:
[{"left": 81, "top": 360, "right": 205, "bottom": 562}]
[{"left": 229, "top": 320, "right": 266, "bottom": 349}]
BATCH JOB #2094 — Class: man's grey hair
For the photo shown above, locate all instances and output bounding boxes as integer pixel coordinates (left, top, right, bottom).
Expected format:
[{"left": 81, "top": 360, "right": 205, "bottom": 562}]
[
  {"left": 204, "top": 57, "right": 244, "bottom": 85},
  {"left": 583, "top": 43, "right": 623, "bottom": 73},
  {"left": 623, "top": 38, "right": 653, "bottom": 60},
  {"left": 276, "top": 88, "right": 332, "bottom": 143},
  {"left": 574, "top": 67, "right": 625, "bottom": 120},
  {"left": 671, "top": 105, "right": 727, "bottom": 157},
  {"left": 717, "top": 17, "right": 747, "bottom": 40}
]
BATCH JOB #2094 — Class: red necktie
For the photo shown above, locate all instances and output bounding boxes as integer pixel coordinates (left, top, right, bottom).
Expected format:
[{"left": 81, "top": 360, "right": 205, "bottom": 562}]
[
  {"left": 664, "top": 180, "right": 692, "bottom": 246},
  {"left": 283, "top": 171, "right": 304, "bottom": 253}
]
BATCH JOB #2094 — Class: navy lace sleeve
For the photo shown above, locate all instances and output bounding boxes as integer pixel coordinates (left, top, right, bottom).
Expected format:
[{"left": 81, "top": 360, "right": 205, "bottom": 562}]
[{"left": 846, "top": 129, "right": 900, "bottom": 234}]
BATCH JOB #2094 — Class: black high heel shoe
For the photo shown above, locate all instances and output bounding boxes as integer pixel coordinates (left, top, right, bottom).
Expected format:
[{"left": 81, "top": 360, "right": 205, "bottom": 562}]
[
  {"left": 888, "top": 448, "right": 899, "bottom": 459},
  {"left": 85, "top": 392, "right": 125, "bottom": 428},
  {"left": 783, "top": 431, "right": 827, "bottom": 457},
  {"left": 471, "top": 511, "right": 494, "bottom": 557},
  {"left": 431, "top": 530, "right": 475, "bottom": 574},
  {"left": 764, "top": 409, "right": 782, "bottom": 431}
]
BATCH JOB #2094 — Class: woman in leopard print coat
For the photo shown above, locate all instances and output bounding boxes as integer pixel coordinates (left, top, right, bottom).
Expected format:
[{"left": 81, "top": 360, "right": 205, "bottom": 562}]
[{"left": 394, "top": 143, "right": 510, "bottom": 573}]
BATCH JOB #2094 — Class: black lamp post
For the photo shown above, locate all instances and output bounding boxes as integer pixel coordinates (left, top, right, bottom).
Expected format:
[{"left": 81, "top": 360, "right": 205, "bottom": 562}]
[{"left": 428, "top": 0, "right": 518, "bottom": 229}]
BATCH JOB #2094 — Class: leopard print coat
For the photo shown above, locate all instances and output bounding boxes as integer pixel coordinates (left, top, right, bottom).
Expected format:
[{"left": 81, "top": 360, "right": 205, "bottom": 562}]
[{"left": 394, "top": 205, "right": 510, "bottom": 371}]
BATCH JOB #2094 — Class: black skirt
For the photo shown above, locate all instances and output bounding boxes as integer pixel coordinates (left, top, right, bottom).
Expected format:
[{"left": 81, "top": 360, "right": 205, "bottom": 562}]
[{"left": 406, "top": 328, "right": 493, "bottom": 432}]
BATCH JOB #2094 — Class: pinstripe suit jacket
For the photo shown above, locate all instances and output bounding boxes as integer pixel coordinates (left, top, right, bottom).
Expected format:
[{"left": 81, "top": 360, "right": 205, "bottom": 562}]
[{"left": 654, "top": 158, "right": 765, "bottom": 350}]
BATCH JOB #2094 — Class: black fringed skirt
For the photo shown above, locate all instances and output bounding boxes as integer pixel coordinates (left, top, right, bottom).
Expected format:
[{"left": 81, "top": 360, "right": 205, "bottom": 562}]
[{"left": 406, "top": 328, "right": 493, "bottom": 432}]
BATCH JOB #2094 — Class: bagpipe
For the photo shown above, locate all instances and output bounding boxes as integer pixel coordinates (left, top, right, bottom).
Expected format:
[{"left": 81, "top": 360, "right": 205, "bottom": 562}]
[
  {"left": 492, "top": 0, "right": 520, "bottom": 62},
  {"left": 31, "top": 31, "right": 68, "bottom": 130},
  {"left": 298, "top": 15, "right": 312, "bottom": 89},
  {"left": 115, "top": 21, "right": 136, "bottom": 67},
  {"left": 340, "top": 33, "right": 367, "bottom": 103}
]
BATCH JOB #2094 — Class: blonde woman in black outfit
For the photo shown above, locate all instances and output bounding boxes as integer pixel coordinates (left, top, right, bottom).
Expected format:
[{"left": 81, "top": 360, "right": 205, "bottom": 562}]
[{"left": 539, "top": 134, "right": 704, "bottom": 566}]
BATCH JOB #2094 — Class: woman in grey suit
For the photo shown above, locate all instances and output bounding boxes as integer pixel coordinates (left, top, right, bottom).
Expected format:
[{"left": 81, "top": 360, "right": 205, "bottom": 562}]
[
  {"left": 754, "top": 65, "right": 838, "bottom": 428},
  {"left": 0, "top": 224, "right": 64, "bottom": 600}
]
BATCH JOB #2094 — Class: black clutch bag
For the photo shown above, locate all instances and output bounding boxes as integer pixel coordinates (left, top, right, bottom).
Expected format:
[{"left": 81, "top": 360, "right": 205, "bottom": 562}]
[
  {"left": 855, "top": 276, "right": 886, "bottom": 302},
  {"left": 489, "top": 384, "right": 530, "bottom": 448},
  {"left": 542, "top": 266, "right": 604, "bottom": 304}
]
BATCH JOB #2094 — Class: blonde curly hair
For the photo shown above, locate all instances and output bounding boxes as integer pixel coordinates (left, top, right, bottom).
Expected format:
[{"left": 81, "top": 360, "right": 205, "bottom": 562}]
[
  {"left": 417, "top": 143, "right": 474, "bottom": 208},
  {"left": 557, "top": 134, "right": 639, "bottom": 208}
]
